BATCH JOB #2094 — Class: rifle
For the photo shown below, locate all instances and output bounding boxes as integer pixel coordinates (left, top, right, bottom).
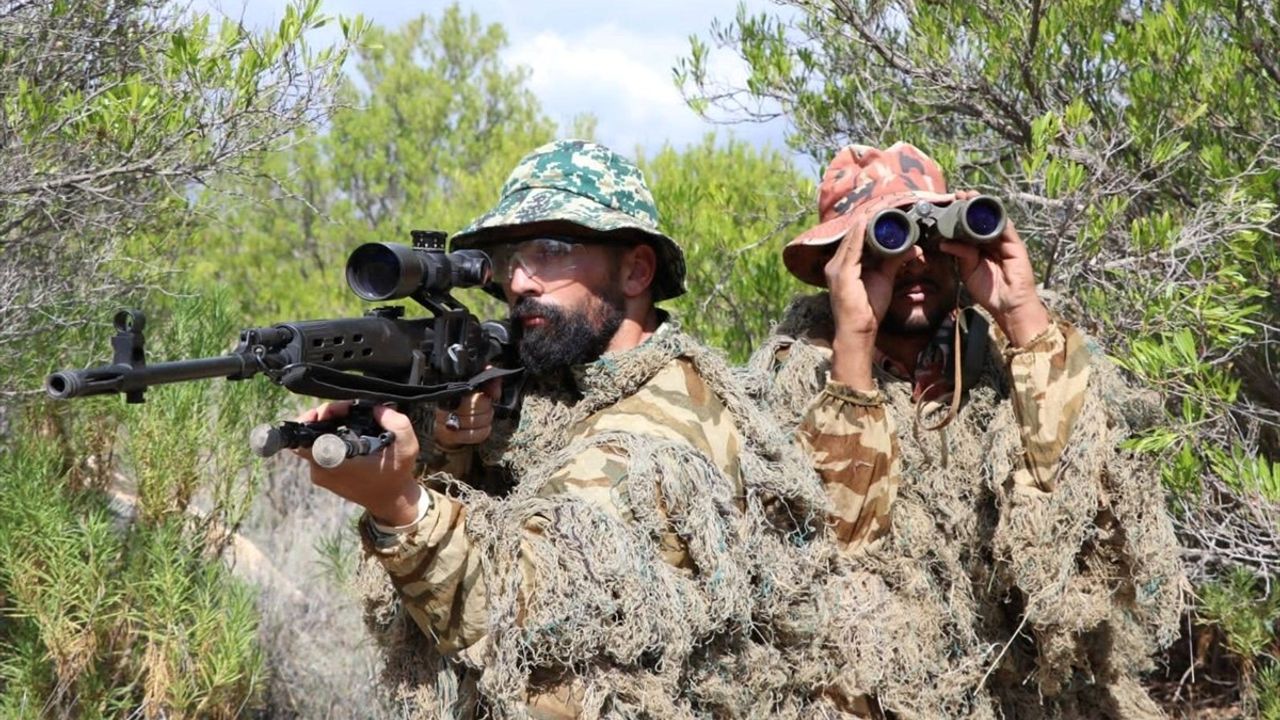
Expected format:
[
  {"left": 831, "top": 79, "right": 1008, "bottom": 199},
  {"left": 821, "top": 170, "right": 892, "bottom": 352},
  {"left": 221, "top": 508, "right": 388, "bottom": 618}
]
[{"left": 45, "top": 230, "right": 523, "bottom": 468}]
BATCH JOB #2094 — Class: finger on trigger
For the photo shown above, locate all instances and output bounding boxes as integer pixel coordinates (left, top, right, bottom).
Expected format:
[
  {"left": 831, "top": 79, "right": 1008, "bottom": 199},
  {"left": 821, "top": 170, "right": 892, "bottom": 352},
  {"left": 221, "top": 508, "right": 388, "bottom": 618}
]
[
  {"left": 463, "top": 391, "right": 493, "bottom": 413},
  {"left": 470, "top": 407, "right": 495, "bottom": 427},
  {"left": 454, "top": 405, "right": 495, "bottom": 431}
]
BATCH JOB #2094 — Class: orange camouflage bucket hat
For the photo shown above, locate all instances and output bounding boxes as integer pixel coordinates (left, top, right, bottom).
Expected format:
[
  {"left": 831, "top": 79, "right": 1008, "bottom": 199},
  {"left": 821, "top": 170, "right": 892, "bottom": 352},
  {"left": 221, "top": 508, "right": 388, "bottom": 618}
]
[{"left": 784, "top": 142, "right": 956, "bottom": 287}]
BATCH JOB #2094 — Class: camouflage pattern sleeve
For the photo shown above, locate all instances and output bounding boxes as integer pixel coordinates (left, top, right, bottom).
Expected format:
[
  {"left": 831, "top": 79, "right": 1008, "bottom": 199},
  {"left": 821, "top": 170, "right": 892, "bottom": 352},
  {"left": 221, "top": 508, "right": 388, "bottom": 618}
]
[
  {"left": 1004, "top": 320, "right": 1092, "bottom": 494},
  {"left": 797, "top": 377, "right": 900, "bottom": 554},
  {"left": 360, "top": 358, "right": 739, "bottom": 663},
  {"left": 359, "top": 487, "right": 495, "bottom": 659}
]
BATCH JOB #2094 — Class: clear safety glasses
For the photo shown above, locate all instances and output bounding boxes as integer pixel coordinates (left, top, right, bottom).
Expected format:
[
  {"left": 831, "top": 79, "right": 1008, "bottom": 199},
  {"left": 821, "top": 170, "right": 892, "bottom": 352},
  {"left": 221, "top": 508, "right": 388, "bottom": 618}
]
[{"left": 488, "top": 237, "right": 598, "bottom": 287}]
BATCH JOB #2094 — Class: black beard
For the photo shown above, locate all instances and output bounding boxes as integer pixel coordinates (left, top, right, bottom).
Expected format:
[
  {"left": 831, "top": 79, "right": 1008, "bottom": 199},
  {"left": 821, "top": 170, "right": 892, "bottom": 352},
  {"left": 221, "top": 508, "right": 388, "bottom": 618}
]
[
  {"left": 879, "top": 307, "right": 945, "bottom": 336},
  {"left": 511, "top": 291, "right": 626, "bottom": 376},
  {"left": 880, "top": 279, "right": 954, "bottom": 336}
]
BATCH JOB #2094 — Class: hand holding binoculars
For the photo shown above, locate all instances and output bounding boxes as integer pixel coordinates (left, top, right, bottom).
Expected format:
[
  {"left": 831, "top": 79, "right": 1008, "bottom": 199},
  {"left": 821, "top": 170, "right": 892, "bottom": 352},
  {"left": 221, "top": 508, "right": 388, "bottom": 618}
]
[{"left": 864, "top": 195, "right": 1006, "bottom": 256}]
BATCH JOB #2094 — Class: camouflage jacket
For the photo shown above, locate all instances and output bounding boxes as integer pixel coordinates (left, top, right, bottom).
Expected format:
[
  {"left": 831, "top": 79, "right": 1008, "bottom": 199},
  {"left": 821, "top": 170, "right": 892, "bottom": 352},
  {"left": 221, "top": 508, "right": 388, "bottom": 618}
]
[{"left": 360, "top": 320, "right": 760, "bottom": 718}]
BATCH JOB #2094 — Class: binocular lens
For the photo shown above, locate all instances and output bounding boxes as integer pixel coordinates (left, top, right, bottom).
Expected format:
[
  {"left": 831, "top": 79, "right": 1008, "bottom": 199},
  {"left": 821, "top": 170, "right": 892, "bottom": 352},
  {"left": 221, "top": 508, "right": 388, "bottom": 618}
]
[
  {"left": 964, "top": 198, "right": 1003, "bottom": 238},
  {"left": 873, "top": 213, "right": 913, "bottom": 252},
  {"left": 861, "top": 195, "right": 1005, "bottom": 256},
  {"left": 347, "top": 243, "right": 412, "bottom": 301}
]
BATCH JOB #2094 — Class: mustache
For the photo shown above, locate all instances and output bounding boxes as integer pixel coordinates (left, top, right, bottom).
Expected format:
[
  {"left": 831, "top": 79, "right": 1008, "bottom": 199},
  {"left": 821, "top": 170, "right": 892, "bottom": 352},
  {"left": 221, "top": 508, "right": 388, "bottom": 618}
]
[
  {"left": 894, "top": 278, "right": 940, "bottom": 293},
  {"left": 511, "top": 297, "right": 561, "bottom": 321}
]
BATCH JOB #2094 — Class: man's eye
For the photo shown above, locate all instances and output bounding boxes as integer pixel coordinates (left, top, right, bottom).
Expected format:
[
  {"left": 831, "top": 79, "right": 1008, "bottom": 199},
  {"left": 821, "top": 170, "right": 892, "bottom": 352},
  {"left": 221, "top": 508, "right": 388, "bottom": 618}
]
[{"left": 538, "top": 240, "right": 575, "bottom": 258}]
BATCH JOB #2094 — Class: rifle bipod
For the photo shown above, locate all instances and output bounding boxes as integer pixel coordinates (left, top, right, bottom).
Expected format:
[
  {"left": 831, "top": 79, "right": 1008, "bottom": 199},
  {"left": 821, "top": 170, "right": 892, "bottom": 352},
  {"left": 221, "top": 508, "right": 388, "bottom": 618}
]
[{"left": 250, "top": 402, "right": 396, "bottom": 468}]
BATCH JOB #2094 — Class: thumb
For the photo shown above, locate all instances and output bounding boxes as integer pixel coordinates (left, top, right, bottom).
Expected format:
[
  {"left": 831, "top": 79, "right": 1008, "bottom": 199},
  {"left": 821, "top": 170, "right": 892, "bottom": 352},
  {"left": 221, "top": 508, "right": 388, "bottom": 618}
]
[
  {"left": 481, "top": 371, "right": 502, "bottom": 402},
  {"left": 938, "top": 240, "right": 980, "bottom": 278},
  {"left": 881, "top": 244, "right": 924, "bottom": 277},
  {"left": 370, "top": 404, "right": 414, "bottom": 441}
]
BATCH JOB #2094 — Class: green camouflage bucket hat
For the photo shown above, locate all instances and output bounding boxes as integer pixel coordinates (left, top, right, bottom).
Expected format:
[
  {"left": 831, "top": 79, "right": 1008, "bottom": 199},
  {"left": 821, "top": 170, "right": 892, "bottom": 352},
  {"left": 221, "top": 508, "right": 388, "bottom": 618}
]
[{"left": 450, "top": 139, "right": 687, "bottom": 301}]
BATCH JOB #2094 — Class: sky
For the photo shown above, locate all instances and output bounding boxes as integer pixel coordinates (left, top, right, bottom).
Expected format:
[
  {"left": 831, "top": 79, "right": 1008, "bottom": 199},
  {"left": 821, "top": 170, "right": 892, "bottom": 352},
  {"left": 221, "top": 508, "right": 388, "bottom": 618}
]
[{"left": 202, "top": 0, "right": 794, "bottom": 159}]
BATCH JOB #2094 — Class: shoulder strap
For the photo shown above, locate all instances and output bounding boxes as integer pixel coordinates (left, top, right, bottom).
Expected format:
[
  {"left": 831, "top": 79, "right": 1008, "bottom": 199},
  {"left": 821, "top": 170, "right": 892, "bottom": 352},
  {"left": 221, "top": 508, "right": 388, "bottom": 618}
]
[
  {"left": 916, "top": 306, "right": 990, "bottom": 433},
  {"left": 960, "top": 306, "right": 990, "bottom": 393}
]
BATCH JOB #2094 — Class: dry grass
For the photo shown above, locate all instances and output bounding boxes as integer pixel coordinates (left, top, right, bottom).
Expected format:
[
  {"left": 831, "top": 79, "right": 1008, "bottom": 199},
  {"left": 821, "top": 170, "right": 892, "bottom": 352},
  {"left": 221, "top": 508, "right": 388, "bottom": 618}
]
[{"left": 234, "top": 456, "right": 398, "bottom": 719}]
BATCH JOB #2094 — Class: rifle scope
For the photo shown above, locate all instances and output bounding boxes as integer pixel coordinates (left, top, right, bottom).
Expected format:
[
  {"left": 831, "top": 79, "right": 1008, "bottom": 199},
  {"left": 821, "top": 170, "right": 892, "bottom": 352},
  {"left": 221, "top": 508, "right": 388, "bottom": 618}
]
[{"left": 346, "top": 231, "right": 491, "bottom": 301}]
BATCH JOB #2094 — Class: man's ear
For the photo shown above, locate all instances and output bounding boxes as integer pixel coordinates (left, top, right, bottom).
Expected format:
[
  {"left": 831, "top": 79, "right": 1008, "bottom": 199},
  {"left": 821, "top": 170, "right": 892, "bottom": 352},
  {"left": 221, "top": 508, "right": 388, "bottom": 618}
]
[{"left": 620, "top": 243, "right": 657, "bottom": 299}]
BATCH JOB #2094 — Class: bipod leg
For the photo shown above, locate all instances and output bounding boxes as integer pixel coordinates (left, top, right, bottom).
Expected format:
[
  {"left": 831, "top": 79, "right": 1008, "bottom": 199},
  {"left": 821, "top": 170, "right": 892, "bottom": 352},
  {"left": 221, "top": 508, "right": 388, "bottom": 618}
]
[
  {"left": 310, "top": 402, "right": 397, "bottom": 469},
  {"left": 249, "top": 419, "right": 340, "bottom": 458}
]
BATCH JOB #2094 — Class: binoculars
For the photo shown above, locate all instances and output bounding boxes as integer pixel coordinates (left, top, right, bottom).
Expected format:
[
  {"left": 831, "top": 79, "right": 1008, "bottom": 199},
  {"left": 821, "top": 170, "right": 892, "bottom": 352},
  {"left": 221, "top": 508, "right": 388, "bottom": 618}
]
[{"left": 865, "top": 195, "right": 1006, "bottom": 256}]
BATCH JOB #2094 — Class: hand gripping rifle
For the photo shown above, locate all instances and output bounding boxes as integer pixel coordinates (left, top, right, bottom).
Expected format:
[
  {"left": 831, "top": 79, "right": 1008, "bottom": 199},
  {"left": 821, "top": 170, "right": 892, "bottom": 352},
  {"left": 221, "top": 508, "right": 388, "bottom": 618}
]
[{"left": 45, "top": 231, "right": 523, "bottom": 468}]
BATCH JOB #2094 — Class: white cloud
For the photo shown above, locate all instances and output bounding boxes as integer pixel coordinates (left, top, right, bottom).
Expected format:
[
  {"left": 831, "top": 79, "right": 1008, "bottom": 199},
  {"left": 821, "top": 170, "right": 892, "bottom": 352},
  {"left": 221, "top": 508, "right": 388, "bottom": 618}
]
[
  {"left": 502, "top": 20, "right": 791, "bottom": 155},
  {"left": 503, "top": 25, "right": 698, "bottom": 153},
  {"left": 193, "top": 0, "right": 793, "bottom": 156}
]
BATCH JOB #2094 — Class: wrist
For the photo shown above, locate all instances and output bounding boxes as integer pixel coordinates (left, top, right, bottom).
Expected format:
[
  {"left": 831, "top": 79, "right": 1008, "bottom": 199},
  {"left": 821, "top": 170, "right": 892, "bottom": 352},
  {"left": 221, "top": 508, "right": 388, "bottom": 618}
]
[
  {"left": 831, "top": 332, "right": 878, "bottom": 392},
  {"left": 369, "top": 482, "right": 425, "bottom": 527},
  {"left": 997, "top": 300, "right": 1050, "bottom": 347}
]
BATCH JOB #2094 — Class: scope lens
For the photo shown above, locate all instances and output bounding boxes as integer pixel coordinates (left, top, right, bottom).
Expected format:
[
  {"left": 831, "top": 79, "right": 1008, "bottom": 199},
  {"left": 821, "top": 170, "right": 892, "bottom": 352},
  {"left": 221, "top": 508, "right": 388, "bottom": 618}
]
[
  {"left": 347, "top": 243, "right": 404, "bottom": 300},
  {"left": 873, "top": 213, "right": 913, "bottom": 251},
  {"left": 449, "top": 250, "right": 492, "bottom": 288},
  {"left": 965, "top": 199, "right": 1003, "bottom": 237}
]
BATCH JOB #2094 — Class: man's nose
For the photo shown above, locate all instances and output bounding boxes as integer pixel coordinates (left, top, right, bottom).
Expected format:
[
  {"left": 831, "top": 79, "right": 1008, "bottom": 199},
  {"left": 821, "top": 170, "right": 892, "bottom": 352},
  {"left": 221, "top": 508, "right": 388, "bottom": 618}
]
[
  {"left": 506, "top": 264, "right": 542, "bottom": 296},
  {"left": 895, "top": 245, "right": 928, "bottom": 276}
]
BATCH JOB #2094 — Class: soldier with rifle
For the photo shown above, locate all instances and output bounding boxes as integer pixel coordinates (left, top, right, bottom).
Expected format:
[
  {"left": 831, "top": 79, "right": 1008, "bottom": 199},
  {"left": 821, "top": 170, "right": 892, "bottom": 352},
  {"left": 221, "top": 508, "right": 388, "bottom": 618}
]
[
  {"left": 289, "top": 140, "right": 832, "bottom": 718},
  {"left": 46, "top": 140, "right": 848, "bottom": 718}
]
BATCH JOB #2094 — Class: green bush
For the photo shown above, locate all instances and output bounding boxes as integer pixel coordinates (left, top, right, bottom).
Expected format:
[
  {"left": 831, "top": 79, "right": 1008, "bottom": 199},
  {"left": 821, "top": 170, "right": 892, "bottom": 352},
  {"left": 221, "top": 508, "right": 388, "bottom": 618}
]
[
  {"left": 643, "top": 136, "right": 810, "bottom": 362},
  {"left": 0, "top": 1, "right": 356, "bottom": 711},
  {"left": 0, "top": 423, "right": 264, "bottom": 717}
]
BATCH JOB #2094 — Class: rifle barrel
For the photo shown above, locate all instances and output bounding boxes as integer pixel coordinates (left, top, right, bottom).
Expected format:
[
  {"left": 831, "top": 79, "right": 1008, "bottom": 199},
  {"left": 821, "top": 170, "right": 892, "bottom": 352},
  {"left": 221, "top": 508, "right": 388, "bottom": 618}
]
[{"left": 46, "top": 355, "right": 251, "bottom": 399}]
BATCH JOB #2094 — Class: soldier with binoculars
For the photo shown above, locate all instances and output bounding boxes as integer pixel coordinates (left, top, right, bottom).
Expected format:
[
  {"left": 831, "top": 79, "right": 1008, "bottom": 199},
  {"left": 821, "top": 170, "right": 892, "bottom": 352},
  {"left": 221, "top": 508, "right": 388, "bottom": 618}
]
[
  {"left": 780, "top": 145, "right": 1052, "bottom": 401},
  {"left": 762, "top": 143, "right": 1064, "bottom": 561},
  {"left": 751, "top": 142, "right": 1179, "bottom": 716}
]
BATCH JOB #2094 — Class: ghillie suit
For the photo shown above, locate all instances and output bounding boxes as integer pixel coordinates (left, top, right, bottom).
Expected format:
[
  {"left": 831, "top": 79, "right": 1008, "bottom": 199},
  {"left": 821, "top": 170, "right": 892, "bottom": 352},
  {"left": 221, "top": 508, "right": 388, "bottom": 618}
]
[
  {"left": 746, "top": 292, "right": 1185, "bottom": 719},
  {"left": 356, "top": 320, "right": 837, "bottom": 719},
  {"left": 346, "top": 137, "right": 845, "bottom": 718}
]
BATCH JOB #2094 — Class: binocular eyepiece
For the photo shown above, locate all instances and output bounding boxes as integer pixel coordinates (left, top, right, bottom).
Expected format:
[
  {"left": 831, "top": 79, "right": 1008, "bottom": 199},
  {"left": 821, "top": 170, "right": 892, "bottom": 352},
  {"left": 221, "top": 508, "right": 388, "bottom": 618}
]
[
  {"left": 346, "top": 231, "right": 491, "bottom": 301},
  {"left": 866, "top": 195, "right": 1006, "bottom": 256}
]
